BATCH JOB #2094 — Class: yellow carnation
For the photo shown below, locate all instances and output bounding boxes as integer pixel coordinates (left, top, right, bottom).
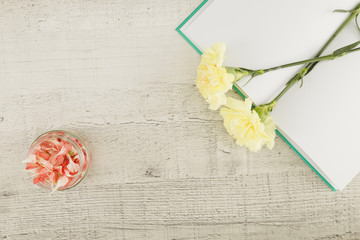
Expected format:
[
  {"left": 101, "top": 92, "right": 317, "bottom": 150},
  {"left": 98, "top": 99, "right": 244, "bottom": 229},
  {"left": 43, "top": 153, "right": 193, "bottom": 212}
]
[
  {"left": 196, "top": 42, "right": 234, "bottom": 110},
  {"left": 220, "top": 97, "right": 276, "bottom": 152}
]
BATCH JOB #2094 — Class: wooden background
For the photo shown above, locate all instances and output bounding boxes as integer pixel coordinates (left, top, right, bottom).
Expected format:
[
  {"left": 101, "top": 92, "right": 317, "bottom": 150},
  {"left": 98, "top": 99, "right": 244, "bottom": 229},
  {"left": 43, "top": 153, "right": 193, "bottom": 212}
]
[{"left": 0, "top": 1, "right": 360, "bottom": 239}]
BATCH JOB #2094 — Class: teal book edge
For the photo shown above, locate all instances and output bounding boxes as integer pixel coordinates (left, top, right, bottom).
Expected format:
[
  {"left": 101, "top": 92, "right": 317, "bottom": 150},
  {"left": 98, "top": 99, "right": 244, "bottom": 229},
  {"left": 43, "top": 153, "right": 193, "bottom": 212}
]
[{"left": 176, "top": 0, "right": 336, "bottom": 192}]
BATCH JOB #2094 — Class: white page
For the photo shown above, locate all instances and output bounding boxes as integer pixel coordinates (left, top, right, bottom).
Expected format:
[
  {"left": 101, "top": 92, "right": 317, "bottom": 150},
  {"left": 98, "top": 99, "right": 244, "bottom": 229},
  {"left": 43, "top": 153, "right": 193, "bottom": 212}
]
[
  {"left": 181, "top": 0, "right": 360, "bottom": 190},
  {"left": 272, "top": 24, "right": 360, "bottom": 190},
  {"left": 182, "top": 0, "right": 357, "bottom": 104}
]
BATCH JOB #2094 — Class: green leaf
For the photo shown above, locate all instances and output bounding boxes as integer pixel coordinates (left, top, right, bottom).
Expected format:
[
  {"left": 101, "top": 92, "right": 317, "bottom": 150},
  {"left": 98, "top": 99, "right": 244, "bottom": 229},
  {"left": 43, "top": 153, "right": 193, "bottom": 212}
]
[
  {"left": 254, "top": 100, "right": 276, "bottom": 122},
  {"left": 242, "top": 70, "right": 264, "bottom": 87},
  {"left": 356, "top": 14, "right": 360, "bottom": 32},
  {"left": 298, "top": 68, "right": 307, "bottom": 88},
  {"left": 333, "top": 40, "right": 360, "bottom": 56}
]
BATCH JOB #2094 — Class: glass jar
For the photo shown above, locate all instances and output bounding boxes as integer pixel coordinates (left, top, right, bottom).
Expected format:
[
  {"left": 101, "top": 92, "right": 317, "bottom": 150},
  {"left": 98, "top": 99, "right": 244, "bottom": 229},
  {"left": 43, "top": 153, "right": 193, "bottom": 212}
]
[{"left": 25, "top": 130, "right": 92, "bottom": 191}]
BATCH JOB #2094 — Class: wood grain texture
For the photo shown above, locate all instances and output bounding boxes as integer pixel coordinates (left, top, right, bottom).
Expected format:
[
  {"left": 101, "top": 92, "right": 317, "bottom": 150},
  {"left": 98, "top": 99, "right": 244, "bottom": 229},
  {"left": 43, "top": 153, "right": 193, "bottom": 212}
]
[{"left": 0, "top": 0, "right": 360, "bottom": 239}]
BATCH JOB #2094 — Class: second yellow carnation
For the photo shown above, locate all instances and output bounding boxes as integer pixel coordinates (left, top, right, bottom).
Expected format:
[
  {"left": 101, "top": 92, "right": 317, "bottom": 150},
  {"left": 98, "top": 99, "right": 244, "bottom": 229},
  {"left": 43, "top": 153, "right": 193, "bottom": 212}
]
[{"left": 220, "top": 97, "right": 276, "bottom": 152}]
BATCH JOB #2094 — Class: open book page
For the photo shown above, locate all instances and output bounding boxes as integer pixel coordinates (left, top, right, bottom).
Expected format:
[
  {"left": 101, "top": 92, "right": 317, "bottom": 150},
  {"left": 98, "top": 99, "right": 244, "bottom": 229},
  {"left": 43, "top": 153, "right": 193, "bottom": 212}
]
[
  {"left": 180, "top": 0, "right": 360, "bottom": 189},
  {"left": 271, "top": 23, "right": 360, "bottom": 190},
  {"left": 182, "top": 0, "right": 357, "bottom": 104}
]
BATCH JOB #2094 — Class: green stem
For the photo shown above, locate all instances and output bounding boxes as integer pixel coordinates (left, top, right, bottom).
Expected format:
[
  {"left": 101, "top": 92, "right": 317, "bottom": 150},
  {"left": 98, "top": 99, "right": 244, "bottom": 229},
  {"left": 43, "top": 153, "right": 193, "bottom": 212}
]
[
  {"left": 305, "top": 3, "right": 360, "bottom": 74},
  {"left": 273, "top": 75, "right": 299, "bottom": 103},
  {"left": 260, "top": 46, "right": 360, "bottom": 73},
  {"left": 227, "top": 45, "right": 360, "bottom": 80},
  {"left": 270, "top": 46, "right": 360, "bottom": 102},
  {"left": 270, "top": 3, "right": 360, "bottom": 104}
]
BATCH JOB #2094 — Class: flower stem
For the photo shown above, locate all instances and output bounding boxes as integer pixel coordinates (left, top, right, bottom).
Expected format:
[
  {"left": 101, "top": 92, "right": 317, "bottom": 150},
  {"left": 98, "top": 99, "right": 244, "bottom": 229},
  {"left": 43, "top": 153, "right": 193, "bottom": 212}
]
[
  {"left": 270, "top": 2, "right": 360, "bottom": 103},
  {"left": 228, "top": 44, "right": 360, "bottom": 80},
  {"left": 305, "top": 2, "right": 360, "bottom": 75},
  {"left": 260, "top": 45, "right": 360, "bottom": 73},
  {"left": 273, "top": 74, "right": 300, "bottom": 102},
  {"left": 270, "top": 47, "right": 360, "bottom": 103}
]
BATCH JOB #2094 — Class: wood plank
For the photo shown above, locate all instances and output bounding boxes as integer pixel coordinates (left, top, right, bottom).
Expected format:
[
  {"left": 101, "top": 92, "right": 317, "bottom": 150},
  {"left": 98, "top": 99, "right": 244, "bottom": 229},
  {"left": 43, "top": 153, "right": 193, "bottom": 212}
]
[{"left": 0, "top": 0, "right": 359, "bottom": 239}]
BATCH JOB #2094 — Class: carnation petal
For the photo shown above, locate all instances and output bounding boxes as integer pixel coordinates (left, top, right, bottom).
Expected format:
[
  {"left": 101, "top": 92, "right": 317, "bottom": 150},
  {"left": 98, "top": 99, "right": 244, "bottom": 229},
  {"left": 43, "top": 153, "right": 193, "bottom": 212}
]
[
  {"left": 208, "top": 93, "right": 227, "bottom": 110},
  {"left": 220, "top": 97, "right": 276, "bottom": 152},
  {"left": 196, "top": 42, "right": 233, "bottom": 110}
]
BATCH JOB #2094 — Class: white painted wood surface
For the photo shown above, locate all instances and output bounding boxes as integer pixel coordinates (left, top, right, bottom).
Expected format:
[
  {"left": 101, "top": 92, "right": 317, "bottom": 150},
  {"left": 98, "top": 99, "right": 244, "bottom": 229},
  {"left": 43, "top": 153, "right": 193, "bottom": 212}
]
[{"left": 0, "top": 1, "right": 359, "bottom": 239}]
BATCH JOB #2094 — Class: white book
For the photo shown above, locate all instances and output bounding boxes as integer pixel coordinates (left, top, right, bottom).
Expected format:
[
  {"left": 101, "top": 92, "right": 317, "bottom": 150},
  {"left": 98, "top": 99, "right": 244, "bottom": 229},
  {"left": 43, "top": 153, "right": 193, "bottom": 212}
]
[{"left": 177, "top": 0, "right": 360, "bottom": 190}]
